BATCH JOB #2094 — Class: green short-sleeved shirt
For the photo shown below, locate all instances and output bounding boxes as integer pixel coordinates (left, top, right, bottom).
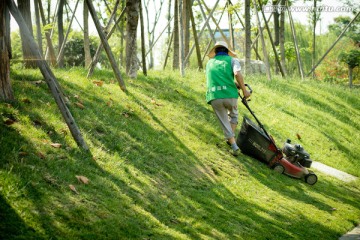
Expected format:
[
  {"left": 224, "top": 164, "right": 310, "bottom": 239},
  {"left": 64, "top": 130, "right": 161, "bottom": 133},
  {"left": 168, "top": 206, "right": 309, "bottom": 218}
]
[{"left": 206, "top": 55, "right": 238, "bottom": 104}]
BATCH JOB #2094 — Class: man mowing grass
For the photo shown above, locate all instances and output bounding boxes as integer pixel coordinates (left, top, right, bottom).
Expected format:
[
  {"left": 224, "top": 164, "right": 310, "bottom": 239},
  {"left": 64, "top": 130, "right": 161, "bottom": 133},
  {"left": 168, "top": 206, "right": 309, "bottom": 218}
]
[{"left": 206, "top": 41, "right": 251, "bottom": 156}]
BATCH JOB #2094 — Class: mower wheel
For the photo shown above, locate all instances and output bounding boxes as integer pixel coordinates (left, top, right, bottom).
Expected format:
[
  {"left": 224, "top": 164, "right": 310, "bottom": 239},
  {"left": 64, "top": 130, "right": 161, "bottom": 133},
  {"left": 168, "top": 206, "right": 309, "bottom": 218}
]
[
  {"left": 305, "top": 173, "right": 318, "bottom": 185},
  {"left": 273, "top": 164, "right": 285, "bottom": 174}
]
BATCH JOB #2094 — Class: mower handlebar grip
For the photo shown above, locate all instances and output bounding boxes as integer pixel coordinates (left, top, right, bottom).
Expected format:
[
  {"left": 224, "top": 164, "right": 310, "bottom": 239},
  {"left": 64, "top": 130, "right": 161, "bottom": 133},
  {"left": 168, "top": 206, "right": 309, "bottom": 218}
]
[{"left": 245, "top": 84, "right": 253, "bottom": 94}]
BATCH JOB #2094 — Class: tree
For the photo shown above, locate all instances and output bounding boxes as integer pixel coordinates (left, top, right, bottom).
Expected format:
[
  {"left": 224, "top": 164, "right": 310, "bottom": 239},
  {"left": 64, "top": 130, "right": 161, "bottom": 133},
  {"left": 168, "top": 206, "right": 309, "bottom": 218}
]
[
  {"left": 18, "top": 0, "right": 36, "bottom": 68},
  {"left": 279, "top": 0, "right": 286, "bottom": 75},
  {"left": 143, "top": 0, "right": 165, "bottom": 69},
  {"left": 244, "top": 0, "right": 251, "bottom": 74},
  {"left": 173, "top": 0, "right": 179, "bottom": 69},
  {"left": 339, "top": 49, "right": 360, "bottom": 88},
  {"left": 57, "top": 0, "right": 65, "bottom": 68},
  {"left": 329, "top": 16, "right": 360, "bottom": 44},
  {"left": 126, "top": 0, "right": 140, "bottom": 78},
  {"left": 0, "top": 1, "right": 14, "bottom": 101},
  {"left": 83, "top": 1, "right": 92, "bottom": 68}
]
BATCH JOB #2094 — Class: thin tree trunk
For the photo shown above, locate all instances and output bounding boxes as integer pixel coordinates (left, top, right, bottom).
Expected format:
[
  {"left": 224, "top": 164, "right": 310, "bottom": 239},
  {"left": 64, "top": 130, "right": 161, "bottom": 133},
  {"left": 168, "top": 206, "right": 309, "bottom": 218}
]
[
  {"left": 18, "top": 0, "right": 37, "bottom": 68},
  {"left": 253, "top": 0, "right": 271, "bottom": 80},
  {"left": 273, "top": 0, "right": 279, "bottom": 73},
  {"left": 125, "top": 0, "right": 140, "bottom": 78},
  {"left": 83, "top": 1, "right": 91, "bottom": 68},
  {"left": 167, "top": 0, "right": 172, "bottom": 41},
  {"left": 185, "top": 0, "right": 221, "bottom": 62},
  {"left": 163, "top": 29, "right": 174, "bottom": 70},
  {"left": 287, "top": 2, "right": 304, "bottom": 79},
  {"left": 119, "top": 0, "right": 126, "bottom": 68},
  {"left": 183, "top": 0, "right": 191, "bottom": 67},
  {"left": 279, "top": 0, "right": 286, "bottom": 75},
  {"left": 349, "top": 67, "right": 353, "bottom": 88},
  {"left": 85, "top": 0, "right": 126, "bottom": 90},
  {"left": 178, "top": 0, "right": 185, "bottom": 77},
  {"left": 307, "top": 11, "right": 360, "bottom": 77},
  {"left": 7, "top": 0, "right": 88, "bottom": 150},
  {"left": 228, "top": 1, "right": 234, "bottom": 50},
  {"left": 190, "top": 7, "right": 202, "bottom": 70},
  {"left": 257, "top": 0, "right": 285, "bottom": 77},
  {"left": 197, "top": 0, "right": 216, "bottom": 44},
  {"left": 57, "top": 0, "right": 65, "bottom": 68},
  {"left": 139, "top": 0, "right": 147, "bottom": 75},
  {"left": 34, "top": 0, "right": 42, "bottom": 56},
  {"left": 245, "top": 0, "right": 251, "bottom": 74},
  {"left": 87, "top": 1, "right": 122, "bottom": 76},
  {"left": 0, "top": 1, "right": 13, "bottom": 101},
  {"left": 38, "top": 0, "right": 56, "bottom": 66},
  {"left": 87, "top": 7, "right": 126, "bottom": 78},
  {"left": 57, "top": 0, "right": 80, "bottom": 66},
  {"left": 200, "top": 0, "right": 230, "bottom": 47},
  {"left": 173, "top": 0, "right": 179, "bottom": 69},
  {"left": 311, "top": 0, "right": 317, "bottom": 78}
]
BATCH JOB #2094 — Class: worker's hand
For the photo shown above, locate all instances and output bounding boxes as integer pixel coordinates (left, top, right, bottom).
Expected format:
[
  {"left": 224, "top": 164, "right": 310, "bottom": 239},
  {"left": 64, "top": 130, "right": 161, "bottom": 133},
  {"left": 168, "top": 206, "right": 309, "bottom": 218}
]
[{"left": 242, "top": 89, "right": 251, "bottom": 99}]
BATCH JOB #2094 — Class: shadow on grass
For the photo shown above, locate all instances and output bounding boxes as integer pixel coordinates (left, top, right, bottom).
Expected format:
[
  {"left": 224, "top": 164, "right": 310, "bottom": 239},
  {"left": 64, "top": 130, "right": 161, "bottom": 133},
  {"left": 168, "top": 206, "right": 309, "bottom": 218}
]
[{"left": 1, "top": 69, "right": 359, "bottom": 239}]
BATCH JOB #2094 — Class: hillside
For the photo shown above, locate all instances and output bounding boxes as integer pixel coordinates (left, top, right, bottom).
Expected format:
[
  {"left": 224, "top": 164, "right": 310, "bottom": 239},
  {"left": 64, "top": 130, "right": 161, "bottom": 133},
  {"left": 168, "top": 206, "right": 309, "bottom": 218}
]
[{"left": 1, "top": 67, "right": 360, "bottom": 239}]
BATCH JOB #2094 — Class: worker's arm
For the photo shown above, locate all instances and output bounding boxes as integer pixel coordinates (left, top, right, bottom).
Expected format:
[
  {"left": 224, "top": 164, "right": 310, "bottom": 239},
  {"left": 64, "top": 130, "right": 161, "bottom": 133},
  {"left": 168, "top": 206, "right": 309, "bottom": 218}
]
[{"left": 235, "top": 71, "right": 251, "bottom": 99}]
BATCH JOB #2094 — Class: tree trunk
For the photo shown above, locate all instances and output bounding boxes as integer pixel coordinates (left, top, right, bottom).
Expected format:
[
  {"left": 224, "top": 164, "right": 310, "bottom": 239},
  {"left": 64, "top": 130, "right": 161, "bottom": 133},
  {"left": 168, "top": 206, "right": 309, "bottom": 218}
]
[
  {"left": 85, "top": 0, "right": 126, "bottom": 90},
  {"left": 119, "top": 0, "right": 126, "bottom": 68},
  {"left": 253, "top": 0, "right": 271, "bottom": 80},
  {"left": 125, "top": 0, "right": 139, "bottom": 78},
  {"left": 87, "top": 6, "right": 126, "bottom": 78},
  {"left": 167, "top": 0, "right": 172, "bottom": 41},
  {"left": 34, "top": 0, "right": 42, "bottom": 56},
  {"left": 139, "top": 0, "right": 147, "bottom": 75},
  {"left": 311, "top": 0, "right": 317, "bottom": 78},
  {"left": 273, "top": 0, "right": 279, "bottom": 74},
  {"left": 38, "top": 0, "right": 57, "bottom": 67},
  {"left": 7, "top": 0, "right": 88, "bottom": 150},
  {"left": 349, "top": 67, "right": 353, "bottom": 88},
  {"left": 0, "top": 1, "right": 13, "bottom": 101},
  {"left": 228, "top": 1, "right": 234, "bottom": 50},
  {"left": 173, "top": 0, "right": 179, "bottom": 69},
  {"left": 57, "top": 0, "right": 65, "bottom": 68},
  {"left": 182, "top": 0, "right": 191, "bottom": 67},
  {"left": 307, "top": 11, "right": 360, "bottom": 77},
  {"left": 258, "top": 0, "right": 285, "bottom": 77},
  {"left": 287, "top": 2, "right": 304, "bottom": 79},
  {"left": 244, "top": 0, "right": 251, "bottom": 74},
  {"left": 190, "top": 7, "right": 202, "bottom": 70},
  {"left": 83, "top": 1, "right": 92, "bottom": 68},
  {"left": 279, "top": 0, "right": 286, "bottom": 75},
  {"left": 57, "top": 0, "right": 79, "bottom": 66},
  {"left": 18, "top": 0, "right": 37, "bottom": 68},
  {"left": 178, "top": 0, "right": 185, "bottom": 76}
]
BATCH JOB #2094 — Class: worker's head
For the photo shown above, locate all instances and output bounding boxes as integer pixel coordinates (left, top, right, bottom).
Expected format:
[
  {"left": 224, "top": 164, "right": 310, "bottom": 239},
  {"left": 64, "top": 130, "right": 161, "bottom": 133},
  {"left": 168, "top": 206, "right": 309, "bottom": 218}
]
[{"left": 208, "top": 41, "right": 237, "bottom": 58}]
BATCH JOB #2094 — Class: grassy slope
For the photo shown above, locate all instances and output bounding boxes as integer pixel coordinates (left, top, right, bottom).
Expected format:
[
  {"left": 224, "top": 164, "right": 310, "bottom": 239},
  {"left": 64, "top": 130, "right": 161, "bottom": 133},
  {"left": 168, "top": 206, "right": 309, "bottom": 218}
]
[{"left": 0, "top": 67, "right": 359, "bottom": 240}]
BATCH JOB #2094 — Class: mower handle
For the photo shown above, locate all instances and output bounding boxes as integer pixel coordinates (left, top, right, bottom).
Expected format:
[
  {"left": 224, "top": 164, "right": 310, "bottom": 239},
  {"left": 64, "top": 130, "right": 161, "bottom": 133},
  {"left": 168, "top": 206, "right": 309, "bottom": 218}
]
[
  {"left": 239, "top": 84, "right": 252, "bottom": 100},
  {"left": 245, "top": 84, "right": 253, "bottom": 94}
]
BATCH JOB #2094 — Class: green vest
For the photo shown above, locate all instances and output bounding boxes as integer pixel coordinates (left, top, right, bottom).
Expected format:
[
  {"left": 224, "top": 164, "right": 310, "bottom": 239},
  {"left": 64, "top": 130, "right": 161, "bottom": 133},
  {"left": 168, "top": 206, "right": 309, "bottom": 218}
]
[{"left": 206, "top": 55, "right": 238, "bottom": 104}]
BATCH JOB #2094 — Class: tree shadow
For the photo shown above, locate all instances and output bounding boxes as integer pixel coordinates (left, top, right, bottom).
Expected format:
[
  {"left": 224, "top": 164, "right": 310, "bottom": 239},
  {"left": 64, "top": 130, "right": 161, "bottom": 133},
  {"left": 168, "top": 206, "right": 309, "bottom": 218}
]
[{"left": 1, "top": 69, "right": 359, "bottom": 239}]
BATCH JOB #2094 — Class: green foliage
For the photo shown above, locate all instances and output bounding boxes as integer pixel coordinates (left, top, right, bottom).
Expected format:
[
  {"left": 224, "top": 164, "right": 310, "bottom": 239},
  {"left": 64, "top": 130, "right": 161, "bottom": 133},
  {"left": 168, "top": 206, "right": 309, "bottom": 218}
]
[
  {"left": 62, "top": 32, "right": 98, "bottom": 67},
  {"left": 339, "top": 49, "right": 360, "bottom": 69},
  {"left": 1, "top": 67, "right": 359, "bottom": 239},
  {"left": 328, "top": 16, "right": 360, "bottom": 44}
]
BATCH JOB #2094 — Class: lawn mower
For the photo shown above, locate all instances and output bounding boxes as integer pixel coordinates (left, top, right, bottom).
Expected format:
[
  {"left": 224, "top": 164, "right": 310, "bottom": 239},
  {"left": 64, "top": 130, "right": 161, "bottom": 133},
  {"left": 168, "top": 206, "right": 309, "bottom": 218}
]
[{"left": 236, "top": 85, "right": 318, "bottom": 185}]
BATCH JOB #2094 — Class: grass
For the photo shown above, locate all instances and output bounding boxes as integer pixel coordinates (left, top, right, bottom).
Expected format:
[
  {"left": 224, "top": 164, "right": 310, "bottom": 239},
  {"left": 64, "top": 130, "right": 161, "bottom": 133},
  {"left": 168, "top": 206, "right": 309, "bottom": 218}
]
[{"left": 0, "top": 66, "right": 359, "bottom": 239}]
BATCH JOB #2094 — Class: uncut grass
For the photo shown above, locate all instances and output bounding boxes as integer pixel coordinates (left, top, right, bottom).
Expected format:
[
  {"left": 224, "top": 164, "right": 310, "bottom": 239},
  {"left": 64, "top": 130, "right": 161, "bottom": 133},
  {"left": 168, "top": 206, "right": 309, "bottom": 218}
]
[{"left": 0, "top": 67, "right": 359, "bottom": 239}]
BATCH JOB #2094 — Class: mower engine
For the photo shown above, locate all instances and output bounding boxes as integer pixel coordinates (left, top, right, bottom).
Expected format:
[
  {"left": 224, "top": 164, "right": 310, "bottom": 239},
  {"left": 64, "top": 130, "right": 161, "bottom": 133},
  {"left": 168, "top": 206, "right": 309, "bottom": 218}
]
[{"left": 282, "top": 139, "right": 313, "bottom": 168}]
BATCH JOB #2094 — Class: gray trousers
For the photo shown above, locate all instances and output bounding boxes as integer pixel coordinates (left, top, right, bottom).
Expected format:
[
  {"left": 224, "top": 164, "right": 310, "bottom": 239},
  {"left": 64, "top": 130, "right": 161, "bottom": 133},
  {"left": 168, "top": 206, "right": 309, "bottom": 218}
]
[{"left": 210, "top": 98, "right": 238, "bottom": 139}]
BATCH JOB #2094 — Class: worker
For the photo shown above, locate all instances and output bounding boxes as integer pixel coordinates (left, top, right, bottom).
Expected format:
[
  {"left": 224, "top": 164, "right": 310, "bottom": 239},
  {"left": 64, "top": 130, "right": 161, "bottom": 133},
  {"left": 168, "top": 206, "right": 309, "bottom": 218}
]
[{"left": 206, "top": 41, "right": 251, "bottom": 156}]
